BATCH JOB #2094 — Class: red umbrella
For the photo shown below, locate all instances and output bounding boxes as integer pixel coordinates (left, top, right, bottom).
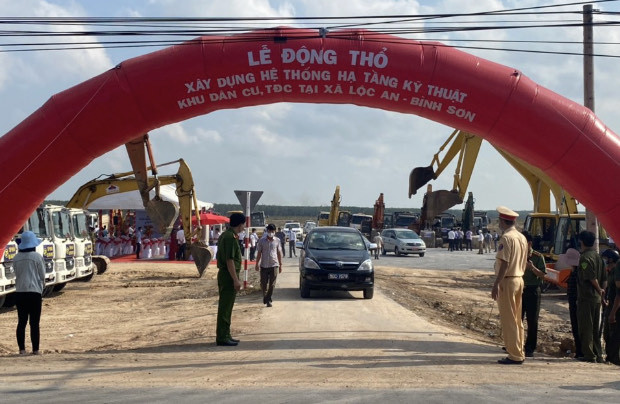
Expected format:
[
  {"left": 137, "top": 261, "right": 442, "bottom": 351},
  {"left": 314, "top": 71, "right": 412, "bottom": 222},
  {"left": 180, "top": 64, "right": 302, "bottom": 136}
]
[{"left": 191, "top": 212, "right": 230, "bottom": 226}]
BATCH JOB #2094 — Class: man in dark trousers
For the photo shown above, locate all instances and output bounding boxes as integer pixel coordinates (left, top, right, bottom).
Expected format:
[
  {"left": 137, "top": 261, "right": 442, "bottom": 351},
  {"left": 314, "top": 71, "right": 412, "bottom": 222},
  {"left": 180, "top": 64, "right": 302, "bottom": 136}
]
[
  {"left": 576, "top": 230, "right": 607, "bottom": 363},
  {"left": 275, "top": 227, "right": 286, "bottom": 257},
  {"left": 215, "top": 212, "right": 245, "bottom": 347},
  {"left": 134, "top": 227, "right": 142, "bottom": 259},
  {"left": 602, "top": 248, "right": 620, "bottom": 365},
  {"left": 521, "top": 232, "right": 547, "bottom": 357},
  {"left": 255, "top": 224, "right": 283, "bottom": 307}
]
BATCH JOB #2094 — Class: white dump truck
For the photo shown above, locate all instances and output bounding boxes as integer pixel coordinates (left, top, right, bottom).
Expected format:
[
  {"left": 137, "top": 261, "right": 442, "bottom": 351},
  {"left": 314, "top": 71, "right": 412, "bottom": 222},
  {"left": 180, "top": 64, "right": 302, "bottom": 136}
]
[
  {"left": 67, "top": 208, "right": 96, "bottom": 281},
  {"left": 0, "top": 240, "right": 18, "bottom": 307}
]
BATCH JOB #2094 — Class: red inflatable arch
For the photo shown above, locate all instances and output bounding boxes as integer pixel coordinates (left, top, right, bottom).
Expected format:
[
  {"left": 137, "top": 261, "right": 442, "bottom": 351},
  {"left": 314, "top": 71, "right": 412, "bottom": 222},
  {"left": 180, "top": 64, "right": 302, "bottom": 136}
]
[{"left": 1, "top": 27, "right": 619, "bottom": 247}]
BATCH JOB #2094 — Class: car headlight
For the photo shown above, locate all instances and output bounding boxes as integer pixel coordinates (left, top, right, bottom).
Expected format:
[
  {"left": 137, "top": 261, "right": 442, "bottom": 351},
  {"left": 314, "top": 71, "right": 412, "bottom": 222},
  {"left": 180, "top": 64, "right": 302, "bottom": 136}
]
[
  {"left": 357, "top": 259, "right": 373, "bottom": 272},
  {"left": 303, "top": 257, "right": 320, "bottom": 269}
]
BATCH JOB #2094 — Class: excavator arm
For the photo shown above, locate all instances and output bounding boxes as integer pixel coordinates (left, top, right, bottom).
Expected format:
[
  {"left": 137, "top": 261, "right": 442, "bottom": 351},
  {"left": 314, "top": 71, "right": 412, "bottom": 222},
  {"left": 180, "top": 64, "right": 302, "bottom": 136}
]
[
  {"left": 372, "top": 193, "right": 385, "bottom": 231},
  {"left": 494, "top": 149, "right": 578, "bottom": 214},
  {"left": 328, "top": 186, "right": 340, "bottom": 226},
  {"left": 409, "top": 130, "right": 482, "bottom": 227},
  {"left": 66, "top": 157, "right": 213, "bottom": 276},
  {"left": 409, "top": 129, "right": 579, "bottom": 230}
]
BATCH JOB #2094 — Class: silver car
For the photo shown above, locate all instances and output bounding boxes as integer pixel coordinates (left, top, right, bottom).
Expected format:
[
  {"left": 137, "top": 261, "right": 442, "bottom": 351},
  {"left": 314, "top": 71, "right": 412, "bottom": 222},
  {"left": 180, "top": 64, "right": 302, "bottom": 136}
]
[{"left": 381, "top": 228, "right": 426, "bottom": 257}]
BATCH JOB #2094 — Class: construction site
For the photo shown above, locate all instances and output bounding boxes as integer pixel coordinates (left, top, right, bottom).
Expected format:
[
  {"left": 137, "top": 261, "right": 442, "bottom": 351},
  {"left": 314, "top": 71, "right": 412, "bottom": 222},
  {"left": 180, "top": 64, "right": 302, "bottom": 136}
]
[{"left": 1, "top": 5, "right": 619, "bottom": 402}]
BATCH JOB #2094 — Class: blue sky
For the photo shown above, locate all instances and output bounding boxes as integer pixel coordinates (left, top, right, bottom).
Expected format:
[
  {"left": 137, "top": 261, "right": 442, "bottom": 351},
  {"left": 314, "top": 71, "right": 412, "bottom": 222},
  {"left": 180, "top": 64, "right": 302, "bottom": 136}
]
[{"left": 1, "top": 0, "right": 619, "bottom": 211}]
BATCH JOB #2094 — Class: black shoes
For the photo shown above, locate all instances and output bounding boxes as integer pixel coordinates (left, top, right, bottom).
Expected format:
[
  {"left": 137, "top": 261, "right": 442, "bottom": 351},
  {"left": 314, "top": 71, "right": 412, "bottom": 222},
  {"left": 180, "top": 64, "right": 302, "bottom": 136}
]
[
  {"left": 229, "top": 337, "right": 240, "bottom": 343},
  {"left": 497, "top": 357, "right": 524, "bottom": 365},
  {"left": 216, "top": 340, "right": 238, "bottom": 346},
  {"left": 266, "top": 302, "right": 272, "bottom": 307},
  {"left": 525, "top": 351, "right": 534, "bottom": 358}
]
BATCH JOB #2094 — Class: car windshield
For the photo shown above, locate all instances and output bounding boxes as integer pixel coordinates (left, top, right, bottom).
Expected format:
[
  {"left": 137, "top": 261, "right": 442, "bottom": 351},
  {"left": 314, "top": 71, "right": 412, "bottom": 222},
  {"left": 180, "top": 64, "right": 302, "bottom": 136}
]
[
  {"left": 285, "top": 223, "right": 300, "bottom": 229},
  {"left": 308, "top": 231, "right": 365, "bottom": 250},
  {"left": 395, "top": 230, "right": 420, "bottom": 239},
  {"left": 395, "top": 216, "right": 417, "bottom": 227}
]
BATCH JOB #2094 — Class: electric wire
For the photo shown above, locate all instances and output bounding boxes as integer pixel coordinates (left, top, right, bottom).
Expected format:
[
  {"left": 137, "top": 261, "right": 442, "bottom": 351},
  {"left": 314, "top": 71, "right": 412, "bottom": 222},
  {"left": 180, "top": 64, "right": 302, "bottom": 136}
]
[{"left": 0, "top": 0, "right": 618, "bottom": 57}]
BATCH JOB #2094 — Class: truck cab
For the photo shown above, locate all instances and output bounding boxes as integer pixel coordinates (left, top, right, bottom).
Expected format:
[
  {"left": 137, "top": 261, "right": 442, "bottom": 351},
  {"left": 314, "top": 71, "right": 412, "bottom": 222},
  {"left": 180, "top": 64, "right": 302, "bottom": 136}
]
[
  {"left": 317, "top": 212, "right": 329, "bottom": 227},
  {"left": 19, "top": 208, "right": 57, "bottom": 294},
  {"left": 0, "top": 241, "right": 18, "bottom": 307},
  {"left": 350, "top": 213, "right": 373, "bottom": 231},
  {"left": 67, "top": 208, "right": 95, "bottom": 281}
]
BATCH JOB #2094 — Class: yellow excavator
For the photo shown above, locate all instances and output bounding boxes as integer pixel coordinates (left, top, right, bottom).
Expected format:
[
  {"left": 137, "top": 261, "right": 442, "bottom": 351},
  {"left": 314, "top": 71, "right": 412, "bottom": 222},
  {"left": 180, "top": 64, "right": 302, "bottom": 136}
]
[
  {"left": 323, "top": 186, "right": 352, "bottom": 227},
  {"left": 409, "top": 130, "right": 483, "bottom": 231},
  {"left": 409, "top": 129, "right": 610, "bottom": 290},
  {"left": 408, "top": 129, "right": 580, "bottom": 255},
  {"left": 66, "top": 134, "right": 212, "bottom": 276}
]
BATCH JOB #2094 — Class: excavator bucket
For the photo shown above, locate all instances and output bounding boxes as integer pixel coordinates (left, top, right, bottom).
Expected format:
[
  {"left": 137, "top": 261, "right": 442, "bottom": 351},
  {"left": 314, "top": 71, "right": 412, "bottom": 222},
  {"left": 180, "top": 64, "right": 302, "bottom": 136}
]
[
  {"left": 190, "top": 242, "right": 213, "bottom": 277},
  {"left": 145, "top": 199, "right": 179, "bottom": 237},
  {"left": 423, "top": 190, "right": 463, "bottom": 219},
  {"left": 409, "top": 166, "right": 436, "bottom": 197}
]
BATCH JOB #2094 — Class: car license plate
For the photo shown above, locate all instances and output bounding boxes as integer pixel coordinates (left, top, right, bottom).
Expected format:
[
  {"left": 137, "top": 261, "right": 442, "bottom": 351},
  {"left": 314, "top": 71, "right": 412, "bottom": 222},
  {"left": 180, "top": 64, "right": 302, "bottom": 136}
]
[{"left": 328, "top": 273, "right": 348, "bottom": 280}]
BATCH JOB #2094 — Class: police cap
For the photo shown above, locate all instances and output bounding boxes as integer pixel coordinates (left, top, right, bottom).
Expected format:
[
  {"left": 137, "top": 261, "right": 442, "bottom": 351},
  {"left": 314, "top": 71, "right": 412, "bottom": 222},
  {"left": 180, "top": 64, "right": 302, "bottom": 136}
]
[{"left": 496, "top": 206, "right": 518, "bottom": 221}]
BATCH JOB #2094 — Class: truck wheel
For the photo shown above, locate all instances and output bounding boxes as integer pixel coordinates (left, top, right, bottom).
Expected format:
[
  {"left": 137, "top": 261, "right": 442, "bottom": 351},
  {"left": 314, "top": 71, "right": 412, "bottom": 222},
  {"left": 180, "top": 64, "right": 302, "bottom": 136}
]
[
  {"left": 42, "top": 286, "right": 54, "bottom": 297},
  {"left": 92, "top": 256, "right": 109, "bottom": 274},
  {"left": 53, "top": 283, "right": 67, "bottom": 292},
  {"left": 419, "top": 253, "right": 425, "bottom": 258},
  {"left": 300, "top": 276, "right": 311, "bottom": 298},
  {"left": 80, "top": 271, "right": 95, "bottom": 282},
  {"left": 363, "top": 287, "right": 374, "bottom": 299},
  {"left": 395, "top": 247, "right": 401, "bottom": 257},
  {"left": 2, "top": 293, "right": 15, "bottom": 308}
]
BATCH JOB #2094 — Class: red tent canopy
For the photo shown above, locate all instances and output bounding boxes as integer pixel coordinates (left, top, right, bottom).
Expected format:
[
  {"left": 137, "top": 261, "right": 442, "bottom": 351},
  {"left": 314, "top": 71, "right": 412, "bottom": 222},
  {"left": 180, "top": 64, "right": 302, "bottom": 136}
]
[{"left": 192, "top": 212, "right": 229, "bottom": 226}]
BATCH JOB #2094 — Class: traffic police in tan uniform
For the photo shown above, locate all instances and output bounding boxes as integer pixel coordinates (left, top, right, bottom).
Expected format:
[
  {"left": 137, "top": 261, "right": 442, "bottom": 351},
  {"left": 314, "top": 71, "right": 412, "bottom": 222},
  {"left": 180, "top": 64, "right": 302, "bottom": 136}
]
[{"left": 492, "top": 206, "right": 528, "bottom": 364}]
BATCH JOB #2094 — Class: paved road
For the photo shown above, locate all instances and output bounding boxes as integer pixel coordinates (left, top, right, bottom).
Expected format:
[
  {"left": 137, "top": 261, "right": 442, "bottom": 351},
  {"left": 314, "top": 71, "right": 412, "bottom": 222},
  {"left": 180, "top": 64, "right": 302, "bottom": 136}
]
[{"left": 283, "top": 244, "right": 497, "bottom": 271}]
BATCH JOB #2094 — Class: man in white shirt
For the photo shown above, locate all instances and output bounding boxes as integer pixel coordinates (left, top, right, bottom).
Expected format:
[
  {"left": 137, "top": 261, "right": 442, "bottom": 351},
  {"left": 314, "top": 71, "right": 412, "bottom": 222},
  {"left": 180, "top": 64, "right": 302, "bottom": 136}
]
[
  {"left": 287, "top": 228, "right": 297, "bottom": 257},
  {"left": 448, "top": 228, "right": 456, "bottom": 251},
  {"left": 176, "top": 227, "right": 186, "bottom": 260},
  {"left": 255, "top": 224, "right": 283, "bottom": 307},
  {"left": 249, "top": 228, "right": 259, "bottom": 261}
]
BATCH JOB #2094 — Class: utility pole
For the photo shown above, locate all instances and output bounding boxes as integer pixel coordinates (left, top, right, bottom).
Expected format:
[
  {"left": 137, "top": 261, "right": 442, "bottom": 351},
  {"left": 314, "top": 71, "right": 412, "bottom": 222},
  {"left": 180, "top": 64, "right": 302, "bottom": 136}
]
[{"left": 583, "top": 4, "right": 599, "bottom": 249}]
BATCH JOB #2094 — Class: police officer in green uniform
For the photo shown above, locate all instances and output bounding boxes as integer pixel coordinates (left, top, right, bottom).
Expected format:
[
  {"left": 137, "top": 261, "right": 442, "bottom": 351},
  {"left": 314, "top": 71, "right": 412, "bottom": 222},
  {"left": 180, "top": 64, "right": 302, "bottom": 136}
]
[
  {"left": 602, "top": 249, "right": 620, "bottom": 365},
  {"left": 576, "top": 231, "right": 607, "bottom": 362},
  {"left": 215, "top": 212, "right": 245, "bottom": 347},
  {"left": 522, "top": 232, "right": 547, "bottom": 357}
]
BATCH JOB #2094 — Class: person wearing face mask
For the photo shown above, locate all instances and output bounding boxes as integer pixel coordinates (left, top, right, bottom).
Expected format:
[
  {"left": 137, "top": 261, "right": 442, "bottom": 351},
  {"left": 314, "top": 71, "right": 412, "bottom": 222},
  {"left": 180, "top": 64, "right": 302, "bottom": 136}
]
[{"left": 255, "top": 223, "right": 283, "bottom": 307}]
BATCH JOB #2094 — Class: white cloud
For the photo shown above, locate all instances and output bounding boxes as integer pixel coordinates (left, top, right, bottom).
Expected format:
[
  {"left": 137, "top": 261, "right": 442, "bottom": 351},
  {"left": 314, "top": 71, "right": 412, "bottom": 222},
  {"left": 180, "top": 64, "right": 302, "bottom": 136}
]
[{"left": 5, "top": 0, "right": 620, "bottom": 213}]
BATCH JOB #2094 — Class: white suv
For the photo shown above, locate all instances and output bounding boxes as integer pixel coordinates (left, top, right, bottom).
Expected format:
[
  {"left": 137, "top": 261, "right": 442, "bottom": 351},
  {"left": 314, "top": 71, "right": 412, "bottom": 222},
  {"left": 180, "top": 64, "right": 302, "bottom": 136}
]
[
  {"left": 283, "top": 222, "right": 303, "bottom": 240},
  {"left": 303, "top": 221, "right": 317, "bottom": 234},
  {"left": 381, "top": 228, "right": 426, "bottom": 257}
]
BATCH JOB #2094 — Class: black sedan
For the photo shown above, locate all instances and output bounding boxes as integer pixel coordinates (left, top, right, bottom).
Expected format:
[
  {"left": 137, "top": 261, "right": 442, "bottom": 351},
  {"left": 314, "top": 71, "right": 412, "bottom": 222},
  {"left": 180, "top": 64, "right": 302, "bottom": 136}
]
[{"left": 298, "top": 226, "right": 374, "bottom": 299}]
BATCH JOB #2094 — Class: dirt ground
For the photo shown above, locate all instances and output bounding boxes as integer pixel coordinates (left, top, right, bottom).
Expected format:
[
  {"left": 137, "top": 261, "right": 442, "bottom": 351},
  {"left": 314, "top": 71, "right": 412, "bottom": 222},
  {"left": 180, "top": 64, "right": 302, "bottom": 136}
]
[
  {"left": 0, "top": 260, "right": 573, "bottom": 357},
  {"left": 375, "top": 267, "right": 575, "bottom": 357}
]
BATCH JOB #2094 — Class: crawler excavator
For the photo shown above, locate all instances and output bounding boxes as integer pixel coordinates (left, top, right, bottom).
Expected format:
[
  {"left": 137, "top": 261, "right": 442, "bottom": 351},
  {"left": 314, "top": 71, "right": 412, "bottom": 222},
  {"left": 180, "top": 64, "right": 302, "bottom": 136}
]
[
  {"left": 322, "top": 186, "right": 352, "bottom": 227},
  {"left": 409, "top": 129, "right": 608, "bottom": 289},
  {"left": 67, "top": 135, "right": 213, "bottom": 277}
]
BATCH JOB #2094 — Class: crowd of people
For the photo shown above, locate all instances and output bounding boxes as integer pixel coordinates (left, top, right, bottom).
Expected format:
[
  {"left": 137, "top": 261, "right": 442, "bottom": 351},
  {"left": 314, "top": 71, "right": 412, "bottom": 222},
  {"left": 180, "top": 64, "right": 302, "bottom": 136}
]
[
  {"left": 11, "top": 209, "right": 620, "bottom": 366},
  {"left": 491, "top": 205, "right": 620, "bottom": 366},
  {"left": 447, "top": 227, "right": 499, "bottom": 253}
]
